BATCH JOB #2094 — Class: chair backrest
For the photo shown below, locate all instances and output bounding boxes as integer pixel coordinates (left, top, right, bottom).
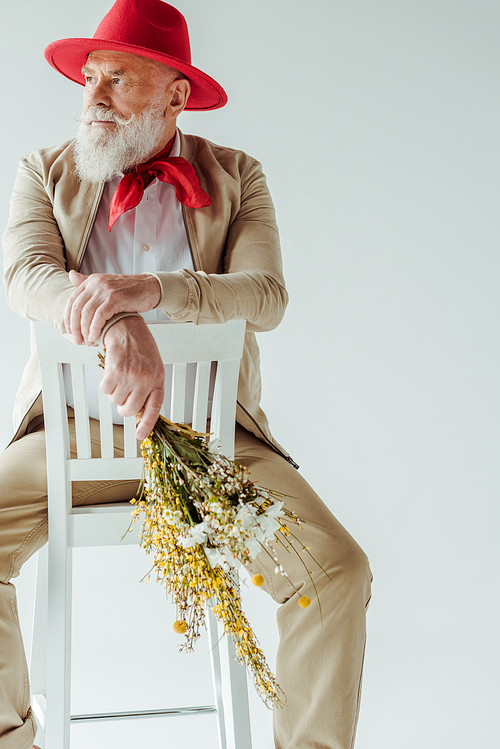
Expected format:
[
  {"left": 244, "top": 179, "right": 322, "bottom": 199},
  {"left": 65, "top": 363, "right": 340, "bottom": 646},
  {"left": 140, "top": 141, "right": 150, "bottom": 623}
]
[{"left": 34, "top": 319, "right": 246, "bottom": 489}]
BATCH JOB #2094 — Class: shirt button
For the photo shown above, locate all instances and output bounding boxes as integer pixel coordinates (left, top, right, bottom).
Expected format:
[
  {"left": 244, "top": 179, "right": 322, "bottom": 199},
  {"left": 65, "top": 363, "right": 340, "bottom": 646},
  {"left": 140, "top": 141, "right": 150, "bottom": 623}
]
[{"left": 141, "top": 243, "right": 150, "bottom": 252}]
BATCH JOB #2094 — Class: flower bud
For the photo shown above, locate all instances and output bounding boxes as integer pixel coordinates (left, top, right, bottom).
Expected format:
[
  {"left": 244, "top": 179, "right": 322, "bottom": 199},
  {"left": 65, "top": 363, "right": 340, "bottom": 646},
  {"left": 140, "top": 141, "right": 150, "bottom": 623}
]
[
  {"left": 252, "top": 573, "right": 264, "bottom": 587},
  {"left": 173, "top": 620, "right": 188, "bottom": 634}
]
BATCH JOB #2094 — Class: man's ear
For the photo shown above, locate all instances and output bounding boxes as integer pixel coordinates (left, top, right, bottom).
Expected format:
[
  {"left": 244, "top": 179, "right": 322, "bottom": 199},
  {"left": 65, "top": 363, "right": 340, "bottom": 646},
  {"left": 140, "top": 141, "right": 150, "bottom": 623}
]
[{"left": 166, "top": 79, "right": 191, "bottom": 119}]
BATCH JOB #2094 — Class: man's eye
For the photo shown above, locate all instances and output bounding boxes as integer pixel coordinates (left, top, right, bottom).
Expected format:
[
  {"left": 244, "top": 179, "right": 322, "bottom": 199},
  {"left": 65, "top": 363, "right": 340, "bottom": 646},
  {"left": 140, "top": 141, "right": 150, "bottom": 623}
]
[
  {"left": 112, "top": 78, "right": 122, "bottom": 85},
  {"left": 85, "top": 76, "right": 94, "bottom": 84}
]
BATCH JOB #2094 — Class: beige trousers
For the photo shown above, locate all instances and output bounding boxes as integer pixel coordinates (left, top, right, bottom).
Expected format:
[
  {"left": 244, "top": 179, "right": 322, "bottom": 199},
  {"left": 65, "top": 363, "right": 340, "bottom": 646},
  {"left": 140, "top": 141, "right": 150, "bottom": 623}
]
[{"left": 0, "top": 420, "right": 371, "bottom": 749}]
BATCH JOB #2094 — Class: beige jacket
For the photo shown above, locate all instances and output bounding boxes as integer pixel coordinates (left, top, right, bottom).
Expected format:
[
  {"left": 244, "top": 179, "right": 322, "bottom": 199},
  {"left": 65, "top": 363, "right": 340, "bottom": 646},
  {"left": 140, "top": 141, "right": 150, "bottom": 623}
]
[{"left": 3, "top": 130, "right": 296, "bottom": 464}]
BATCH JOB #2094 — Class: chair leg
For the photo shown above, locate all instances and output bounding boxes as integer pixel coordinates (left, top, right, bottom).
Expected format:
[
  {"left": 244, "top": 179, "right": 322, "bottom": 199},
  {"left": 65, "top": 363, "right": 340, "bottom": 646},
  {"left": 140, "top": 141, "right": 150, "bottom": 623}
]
[
  {"left": 31, "top": 546, "right": 48, "bottom": 747},
  {"left": 207, "top": 606, "right": 252, "bottom": 749},
  {"left": 46, "top": 539, "right": 73, "bottom": 748}
]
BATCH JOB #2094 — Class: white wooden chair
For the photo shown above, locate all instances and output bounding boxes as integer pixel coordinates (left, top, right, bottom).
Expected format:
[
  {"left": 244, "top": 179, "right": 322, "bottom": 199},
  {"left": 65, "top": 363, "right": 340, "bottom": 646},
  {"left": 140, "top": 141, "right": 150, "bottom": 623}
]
[{"left": 30, "top": 319, "right": 251, "bottom": 749}]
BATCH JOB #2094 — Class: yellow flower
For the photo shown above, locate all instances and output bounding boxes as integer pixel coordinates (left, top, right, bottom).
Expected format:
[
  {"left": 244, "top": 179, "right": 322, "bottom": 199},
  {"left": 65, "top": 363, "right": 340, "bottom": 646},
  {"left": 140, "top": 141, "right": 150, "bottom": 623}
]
[
  {"left": 251, "top": 574, "right": 264, "bottom": 587},
  {"left": 298, "top": 596, "right": 311, "bottom": 608},
  {"left": 173, "top": 620, "right": 188, "bottom": 634}
]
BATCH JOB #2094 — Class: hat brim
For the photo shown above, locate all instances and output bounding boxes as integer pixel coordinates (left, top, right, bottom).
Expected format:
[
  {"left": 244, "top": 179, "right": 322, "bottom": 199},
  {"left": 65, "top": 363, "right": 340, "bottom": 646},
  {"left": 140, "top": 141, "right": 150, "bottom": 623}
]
[{"left": 44, "top": 38, "right": 227, "bottom": 111}]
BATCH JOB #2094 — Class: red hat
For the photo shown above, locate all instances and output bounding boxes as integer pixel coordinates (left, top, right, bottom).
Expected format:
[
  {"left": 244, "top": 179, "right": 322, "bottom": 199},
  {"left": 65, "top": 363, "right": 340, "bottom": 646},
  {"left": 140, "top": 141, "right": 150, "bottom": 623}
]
[{"left": 44, "top": 0, "right": 227, "bottom": 111}]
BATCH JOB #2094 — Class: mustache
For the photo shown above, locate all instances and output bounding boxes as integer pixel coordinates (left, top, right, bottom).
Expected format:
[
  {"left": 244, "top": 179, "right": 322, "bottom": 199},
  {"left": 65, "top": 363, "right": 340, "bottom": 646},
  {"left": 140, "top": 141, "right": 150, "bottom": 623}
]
[{"left": 78, "top": 107, "right": 133, "bottom": 126}]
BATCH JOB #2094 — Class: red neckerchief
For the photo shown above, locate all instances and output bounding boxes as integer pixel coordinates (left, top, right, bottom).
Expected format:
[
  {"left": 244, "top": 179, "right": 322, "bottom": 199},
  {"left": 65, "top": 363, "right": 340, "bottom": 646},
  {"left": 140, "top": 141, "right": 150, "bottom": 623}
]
[{"left": 108, "top": 135, "right": 211, "bottom": 231}]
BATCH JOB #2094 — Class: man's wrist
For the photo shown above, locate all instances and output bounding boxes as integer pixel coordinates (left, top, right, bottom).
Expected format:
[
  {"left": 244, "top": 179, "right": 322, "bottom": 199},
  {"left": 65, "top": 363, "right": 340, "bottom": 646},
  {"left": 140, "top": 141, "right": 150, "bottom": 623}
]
[
  {"left": 102, "top": 313, "right": 144, "bottom": 345},
  {"left": 143, "top": 273, "right": 162, "bottom": 310},
  {"left": 146, "top": 271, "right": 190, "bottom": 318}
]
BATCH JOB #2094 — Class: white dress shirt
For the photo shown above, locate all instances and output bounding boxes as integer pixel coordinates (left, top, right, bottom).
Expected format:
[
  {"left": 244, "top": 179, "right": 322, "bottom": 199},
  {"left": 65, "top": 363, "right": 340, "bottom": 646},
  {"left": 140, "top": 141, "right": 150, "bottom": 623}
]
[
  {"left": 80, "top": 131, "right": 194, "bottom": 310},
  {"left": 65, "top": 131, "right": 203, "bottom": 424}
]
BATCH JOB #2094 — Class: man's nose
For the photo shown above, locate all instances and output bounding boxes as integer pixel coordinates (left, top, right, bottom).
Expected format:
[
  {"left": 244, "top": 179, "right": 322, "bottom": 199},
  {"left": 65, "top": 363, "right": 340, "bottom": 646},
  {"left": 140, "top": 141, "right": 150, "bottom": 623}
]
[{"left": 85, "top": 80, "right": 112, "bottom": 107}]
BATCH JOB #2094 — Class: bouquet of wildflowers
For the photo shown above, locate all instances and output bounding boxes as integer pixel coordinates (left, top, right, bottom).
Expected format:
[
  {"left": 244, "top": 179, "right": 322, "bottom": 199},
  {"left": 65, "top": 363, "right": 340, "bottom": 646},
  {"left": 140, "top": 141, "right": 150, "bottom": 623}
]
[{"left": 130, "top": 415, "right": 320, "bottom": 708}]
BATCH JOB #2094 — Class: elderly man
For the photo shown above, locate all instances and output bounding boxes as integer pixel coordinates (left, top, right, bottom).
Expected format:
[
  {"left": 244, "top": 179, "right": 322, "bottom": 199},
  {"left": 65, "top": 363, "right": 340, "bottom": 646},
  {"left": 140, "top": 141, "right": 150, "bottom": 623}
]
[{"left": 1, "top": 1, "right": 371, "bottom": 748}]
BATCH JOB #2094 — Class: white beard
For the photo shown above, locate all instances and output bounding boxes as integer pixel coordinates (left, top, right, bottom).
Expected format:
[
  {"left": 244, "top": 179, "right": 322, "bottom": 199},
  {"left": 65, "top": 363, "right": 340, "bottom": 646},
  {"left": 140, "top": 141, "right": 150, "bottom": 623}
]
[{"left": 74, "top": 103, "right": 168, "bottom": 183}]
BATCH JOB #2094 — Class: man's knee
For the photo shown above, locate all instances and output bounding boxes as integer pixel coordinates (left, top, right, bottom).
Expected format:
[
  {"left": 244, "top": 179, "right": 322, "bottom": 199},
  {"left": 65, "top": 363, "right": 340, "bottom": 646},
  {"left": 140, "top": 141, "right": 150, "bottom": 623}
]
[
  {"left": 318, "top": 531, "right": 372, "bottom": 606},
  {"left": 0, "top": 430, "right": 47, "bottom": 501},
  {"left": 0, "top": 431, "right": 49, "bottom": 582},
  {"left": 344, "top": 540, "right": 372, "bottom": 599}
]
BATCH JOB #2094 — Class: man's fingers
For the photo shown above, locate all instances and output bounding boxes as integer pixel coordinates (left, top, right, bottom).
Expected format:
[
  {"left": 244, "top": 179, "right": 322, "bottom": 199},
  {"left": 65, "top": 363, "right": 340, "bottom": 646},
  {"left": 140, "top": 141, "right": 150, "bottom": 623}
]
[
  {"left": 65, "top": 285, "right": 90, "bottom": 340},
  {"left": 98, "top": 316, "right": 165, "bottom": 440},
  {"left": 100, "top": 370, "right": 124, "bottom": 399},
  {"left": 64, "top": 272, "right": 89, "bottom": 341},
  {"left": 86, "top": 304, "right": 112, "bottom": 344},
  {"left": 69, "top": 269, "right": 88, "bottom": 288},
  {"left": 104, "top": 383, "right": 133, "bottom": 408},
  {"left": 70, "top": 291, "right": 120, "bottom": 344},
  {"left": 78, "top": 300, "right": 107, "bottom": 345},
  {"left": 66, "top": 289, "right": 111, "bottom": 345},
  {"left": 115, "top": 384, "right": 164, "bottom": 422},
  {"left": 135, "top": 388, "right": 165, "bottom": 441},
  {"left": 65, "top": 272, "right": 104, "bottom": 342},
  {"left": 69, "top": 293, "right": 91, "bottom": 344},
  {"left": 64, "top": 292, "right": 79, "bottom": 338},
  {"left": 65, "top": 297, "right": 84, "bottom": 343},
  {"left": 100, "top": 360, "right": 164, "bottom": 436},
  {"left": 108, "top": 386, "right": 164, "bottom": 440},
  {"left": 64, "top": 273, "right": 162, "bottom": 344}
]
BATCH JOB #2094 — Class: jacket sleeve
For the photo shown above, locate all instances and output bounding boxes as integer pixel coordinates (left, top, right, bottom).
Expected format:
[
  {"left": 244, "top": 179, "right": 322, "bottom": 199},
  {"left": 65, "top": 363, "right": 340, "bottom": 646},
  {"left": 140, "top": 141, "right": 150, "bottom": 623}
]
[
  {"left": 150, "top": 156, "right": 288, "bottom": 333},
  {"left": 3, "top": 150, "right": 75, "bottom": 331},
  {"left": 3, "top": 149, "right": 138, "bottom": 339}
]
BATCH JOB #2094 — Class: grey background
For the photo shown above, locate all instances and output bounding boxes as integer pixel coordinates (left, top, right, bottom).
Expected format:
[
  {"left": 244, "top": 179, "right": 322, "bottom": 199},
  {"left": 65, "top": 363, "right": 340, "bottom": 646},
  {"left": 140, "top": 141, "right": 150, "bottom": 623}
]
[{"left": 1, "top": 1, "right": 499, "bottom": 747}]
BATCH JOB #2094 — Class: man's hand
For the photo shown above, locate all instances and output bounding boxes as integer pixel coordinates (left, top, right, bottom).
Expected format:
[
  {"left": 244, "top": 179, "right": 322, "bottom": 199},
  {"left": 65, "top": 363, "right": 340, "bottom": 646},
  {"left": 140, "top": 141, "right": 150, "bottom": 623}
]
[
  {"left": 64, "top": 270, "right": 162, "bottom": 345},
  {"left": 100, "top": 316, "right": 165, "bottom": 440}
]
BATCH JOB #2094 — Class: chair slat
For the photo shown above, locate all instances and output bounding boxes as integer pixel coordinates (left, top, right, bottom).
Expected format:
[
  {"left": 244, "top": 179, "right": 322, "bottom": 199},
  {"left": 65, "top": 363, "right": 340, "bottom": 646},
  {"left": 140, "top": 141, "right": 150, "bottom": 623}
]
[
  {"left": 161, "top": 370, "right": 172, "bottom": 421},
  {"left": 70, "top": 364, "right": 92, "bottom": 459},
  {"left": 67, "top": 457, "right": 143, "bottom": 482},
  {"left": 39, "top": 360, "right": 71, "bottom": 468},
  {"left": 192, "top": 361, "right": 211, "bottom": 433},
  {"left": 123, "top": 416, "right": 138, "bottom": 458},
  {"left": 70, "top": 511, "right": 141, "bottom": 548},
  {"left": 97, "top": 370, "right": 114, "bottom": 459},
  {"left": 211, "top": 359, "right": 240, "bottom": 459},
  {"left": 148, "top": 320, "right": 246, "bottom": 363},
  {"left": 35, "top": 320, "right": 246, "bottom": 365},
  {"left": 171, "top": 362, "right": 187, "bottom": 422}
]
